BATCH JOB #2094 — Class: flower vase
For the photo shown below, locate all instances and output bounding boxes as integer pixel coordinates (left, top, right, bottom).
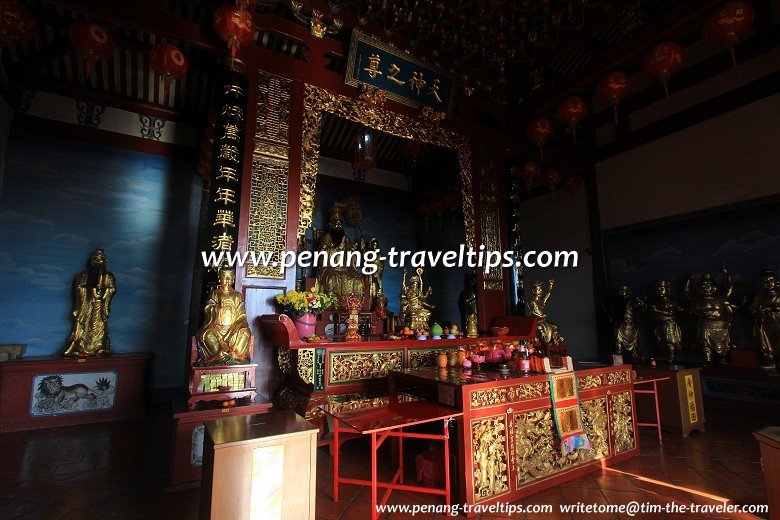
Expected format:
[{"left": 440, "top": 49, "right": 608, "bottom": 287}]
[{"left": 293, "top": 312, "right": 316, "bottom": 340}]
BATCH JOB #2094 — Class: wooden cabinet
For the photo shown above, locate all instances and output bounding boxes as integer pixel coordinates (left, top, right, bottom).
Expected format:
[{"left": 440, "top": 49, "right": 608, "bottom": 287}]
[
  {"left": 200, "top": 411, "right": 317, "bottom": 520},
  {"left": 635, "top": 366, "right": 705, "bottom": 437},
  {"left": 754, "top": 427, "right": 780, "bottom": 520}
]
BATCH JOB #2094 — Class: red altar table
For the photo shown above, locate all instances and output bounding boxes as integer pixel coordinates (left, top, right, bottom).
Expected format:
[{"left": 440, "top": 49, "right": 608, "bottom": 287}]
[
  {"left": 388, "top": 364, "right": 639, "bottom": 510},
  {"left": 318, "top": 393, "right": 462, "bottom": 520},
  {"left": 259, "top": 313, "right": 537, "bottom": 430}
]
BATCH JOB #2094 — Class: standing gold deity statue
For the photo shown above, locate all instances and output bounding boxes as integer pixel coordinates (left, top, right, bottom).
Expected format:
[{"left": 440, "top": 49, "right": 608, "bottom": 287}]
[
  {"left": 197, "top": 269, "right": 253, "bottom": 365},
  {"left": 608, "top": 284, "right": 646, "bottom": 359},
  {"left": 751, "top": 271, "right": 780, "bottom": 367},
  {"left": 527, "top": 280, "right": 564, "bottom": 347},
  {"left": 685, "top": 268, "right": 736, "bottom": 365},
  {"left": 648, "top": 279, "right": 683, "bottom": 363},
  {"left": 316, "top": 203, "right": 365, "bottom": 302},
  {"left": 461, "top": 273, "right": 478, "bottom": 338},
  {"left": 368, "top": 236, "right": 384, "bottom": 308},
  {"left": 63, "top": 249, "right": 116, "bottom": 358},
  {"left": 399, "top": 267, "right": 434, "bottom": 330}
]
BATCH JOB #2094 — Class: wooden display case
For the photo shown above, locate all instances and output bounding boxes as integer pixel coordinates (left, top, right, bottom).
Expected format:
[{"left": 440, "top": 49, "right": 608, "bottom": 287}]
[{"left": 200, "top": 411, "right": 317, "bottom": 520}]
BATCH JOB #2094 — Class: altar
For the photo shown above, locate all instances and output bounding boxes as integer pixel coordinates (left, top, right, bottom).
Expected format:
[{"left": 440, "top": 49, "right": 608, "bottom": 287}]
[{"left": 389, "top": 364, "right": 638, "bottom": 507}]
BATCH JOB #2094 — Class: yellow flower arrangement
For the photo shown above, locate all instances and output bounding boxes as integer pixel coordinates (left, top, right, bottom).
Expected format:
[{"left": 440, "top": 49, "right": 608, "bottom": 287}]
[{"left": 275, "top": 287, "right": 334, "bottom": 317}]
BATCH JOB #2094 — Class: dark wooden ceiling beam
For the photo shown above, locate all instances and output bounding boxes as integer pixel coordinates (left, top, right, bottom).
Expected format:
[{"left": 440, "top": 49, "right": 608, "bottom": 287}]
[
  {"left": 526, "top": 0, "right": 725, "bottom": 117},
  {"left": 41, "top": 0, "right": 224, "bottom": 53}
]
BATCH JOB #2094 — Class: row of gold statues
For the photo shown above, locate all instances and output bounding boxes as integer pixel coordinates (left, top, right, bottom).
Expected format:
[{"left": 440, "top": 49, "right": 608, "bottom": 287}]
[{"left": 609, "top": 269, "right": 780, "bottom": 367}]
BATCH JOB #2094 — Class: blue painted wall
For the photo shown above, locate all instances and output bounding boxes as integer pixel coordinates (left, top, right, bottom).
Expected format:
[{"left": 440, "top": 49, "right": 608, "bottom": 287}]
[{"left": 0, "top": 129, "right": 202, "bottom": 389}]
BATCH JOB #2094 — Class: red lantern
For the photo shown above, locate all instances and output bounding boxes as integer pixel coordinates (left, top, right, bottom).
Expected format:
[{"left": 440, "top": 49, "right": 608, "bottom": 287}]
[
  {"left": 517, "top": 161, "right": 541, "bottom": 192},
  {"left": 556, "top": 96, "right": 587, "bottom": 143},
  {"left": 0, "top": 0, "right": 35, "bottom": 52},
  {"left": 704, "top": 1, "right": 754, "bottom": 67},
  {"left": 562, "top": 175, "right": 582, "bottom": 191},
  {"left": 542, "top": 167, "right": 561, "bottom": 192},
  {"left": 596, "top": 71, "right": 630, "bottom": 125},
  {"left": 149, "top": 44, "right": 188, "bottom": 105},
  {"left": 527, "top": 117, "right": 554, "bottom": 160},
  {"left": 214, "top": 3, "right": 255, "bottom": 57},
  {"left": 642, "top": 42, "right": 683, "bottom": 99},
  {"left": 69, "top": 21, "right": 115, "bottom": 78}
]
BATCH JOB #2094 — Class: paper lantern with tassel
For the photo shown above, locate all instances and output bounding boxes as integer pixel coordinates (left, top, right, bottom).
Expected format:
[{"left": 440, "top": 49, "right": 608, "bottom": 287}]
[
  {"left": 517, "top": 161, "right": 541, "bottom": 192},
  {"left": 69, "top": 21, "right": 115, "bottom": 78},
  {"left": 542, "top": 167, "right": 561, "bottom": 192},
  {"left": 527, "top": 117, "right": 554, "bottom": 160},
  {"left": 704, "top": 1, "right": 754, "bottom": 67},
  {"left": 556, "top": 96, "right": 587, "bottom": 143},
  {"left": 562, "top": 175, "right": 582, "bottom": 191},
  {"left": 596, "top": 72, "right": 630, "bottom": 125},
  {"left": 214, "top": 3, "right": 255, "bottom": 57},
  {"left": 149, "top": 43, "right": 188, "bottom": 105},
  {"left": 643, "top": 42, "right": 683, "bottom": 99},
  {"left": 0, "top": 0, "right": 35, "bottom": 54}
]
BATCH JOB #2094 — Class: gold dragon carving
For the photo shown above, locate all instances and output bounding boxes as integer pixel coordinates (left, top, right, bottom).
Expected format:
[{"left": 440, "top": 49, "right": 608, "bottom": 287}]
[
  {"left": 297, "top": 348, "right": 315, "bottom": 384},
  {"left": 513, "top": 398, "right": 609, "bottom": 487},
  {"left": 472, "top": 416, "right": 510, "bottom": 501},
  {"left": 470, "top": 382, "right": 549, "bottom": 409},
  {"left": 277, "top": 346, "right": 291, "bottom": 375},
  {"left": 329, "top": 350, "right": 404, "bottom": 384},
  {"left": 609, "top": 391, "right": 636, "bottom": 454},
  {"left": 299, "top": 84, "right": 475, "bottom": 248}
]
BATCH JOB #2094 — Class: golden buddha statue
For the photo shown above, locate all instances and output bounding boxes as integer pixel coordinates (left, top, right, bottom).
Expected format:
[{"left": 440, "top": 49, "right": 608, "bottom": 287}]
[
  {"left": 527, "top": 280, "right": 564, "bottom": 347},
  {"left": 752, "top": 271, "right": 780, "bottom": 367},
  {"left": 64, "top": 249, "right": 116, "bottom": 358},
  {"left": 685, "top": 268, "right": 736, "bottom": 365},
  {"left": 197, "top": 269, "right": 253, "bottom": 365},
  {"left": 648, "top": 279, "right": 683, "bottom": 363},
  {"left": 399, "top": 267, "right": 434, "bottom": 330},
  {"left": 316, "top": 203, "right": 365, "bottom": 302}
]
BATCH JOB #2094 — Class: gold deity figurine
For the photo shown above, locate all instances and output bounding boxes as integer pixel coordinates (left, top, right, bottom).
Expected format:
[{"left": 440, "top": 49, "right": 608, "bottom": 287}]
[
  {"left": 197, "top": 269, "right": 253, "bottom": 365},
  {"left": 648, "top": 279, "right": 683, "bottom": 363},
  {"left": 316, "top": 203, "right": 365, "bottom": 302},
  {"left": 64, "top": 249, "right": 116, "bottom": 358},
  {"left": 527, "top": 280, "right": 564, "bottom": 347},
  {"left": 399, "top": 267, "right": 434, "bottom": 330},
  {"left": 751, "top": 271, "right": 780, "bottom": 367},
  {"left": 368, "top": 237, "right": 384, "bottom": 308},
  {"left": 685, "top": 268, "right": 736, "bottom": 365},
  {"left": 461, "top": 273, "right": 478, "bottom": 337},
  {"left": 608, "top": 284, "right": 646, "bottom": 359}
]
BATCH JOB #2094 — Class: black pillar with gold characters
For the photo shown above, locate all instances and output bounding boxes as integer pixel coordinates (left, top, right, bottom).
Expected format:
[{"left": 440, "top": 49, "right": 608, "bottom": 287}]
[{"left": 202, "top": 57, "right": 248, "bottom": 291}]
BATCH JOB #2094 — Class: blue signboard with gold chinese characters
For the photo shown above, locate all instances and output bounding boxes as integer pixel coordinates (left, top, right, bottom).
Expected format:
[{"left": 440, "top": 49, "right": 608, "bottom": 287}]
[{"left": 346, "top": 30, "right": 453, "bottom": 113}]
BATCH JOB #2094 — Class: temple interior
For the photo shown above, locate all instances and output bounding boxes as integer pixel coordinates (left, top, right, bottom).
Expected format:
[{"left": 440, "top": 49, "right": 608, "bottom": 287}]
[{"left": 0, "top": 1, "right": 778, "bottom": 519}]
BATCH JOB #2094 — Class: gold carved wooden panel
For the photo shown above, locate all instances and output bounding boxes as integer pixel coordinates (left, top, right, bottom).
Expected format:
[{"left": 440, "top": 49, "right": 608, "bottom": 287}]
[
  {"left": 256, "top": 71, "right": 290, "bottom": 144},
  {"left": 472, "top": 415, "right": 509, "bottom": 501},
  {"left": 297, "top": 348, "right": 314, "bottom": 384},
  {"left": 246, "top": 154, "right": 289, "bottom": 278},
  {"left": 512, "top": 397, "right": 609, "bottom": 488},
  {"left": 577, "top": 369, "right": 630, "bottom": 390},
  {"left": 247, "top": 70, "right": 292, "bottom": 279},
  {"left": 299, "top": 84, "right": 474, "bottom": 248},
  {"left": 609, "top": 391, "right": 635, "bottom": 454},
  {"left": 480, "top": 204, "right": 503, "bottom": 291},
  {"left": 329, "top": 350, "right": 404, "bottom": 384},
  {"left": 469, "top": 381, "right": 549, "bottom": 409}
]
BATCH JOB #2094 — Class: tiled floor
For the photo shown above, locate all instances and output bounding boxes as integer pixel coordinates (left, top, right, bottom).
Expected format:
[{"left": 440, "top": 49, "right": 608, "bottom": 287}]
[{"left": 0, "top": 398, "right": 772, "bottom": 519}]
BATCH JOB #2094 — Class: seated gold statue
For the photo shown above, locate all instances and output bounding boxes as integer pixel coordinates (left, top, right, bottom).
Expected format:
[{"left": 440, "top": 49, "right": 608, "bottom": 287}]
[
  {"left": 527, "top": 280, "right": 564, "bottom": 347},
  {"left": 317, "top": 203, "right": 365, "bottom": 302},
  {"left": 197, "top": 269, "right": 253, "bottom": 365},
  {"left": 399, "top": 267, "right": 434, "bottom": 330},
  {"left": 64, "top": 248, "right": 116, "bottom": 358}
]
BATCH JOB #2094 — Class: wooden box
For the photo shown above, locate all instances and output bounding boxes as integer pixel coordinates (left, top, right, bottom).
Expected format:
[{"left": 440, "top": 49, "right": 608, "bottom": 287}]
[
  {"left": 635, "top": 366, "right": 705, "bottom": 437},
  {"left": 0, "top": 353, "right": 148, "bottom": 432},
  {"left": 200, "top": 411, "right": 317, "bottom": 520}
]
